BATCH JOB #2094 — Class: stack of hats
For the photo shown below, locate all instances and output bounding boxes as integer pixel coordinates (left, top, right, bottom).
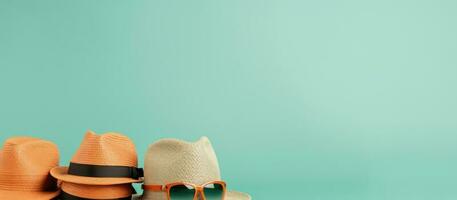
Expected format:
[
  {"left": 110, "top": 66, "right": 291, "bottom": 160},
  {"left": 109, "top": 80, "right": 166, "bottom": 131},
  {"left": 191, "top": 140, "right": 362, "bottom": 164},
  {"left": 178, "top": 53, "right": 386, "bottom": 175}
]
[
  {"left": 50, "top": 131, "right": 143, "bottom": 200},
  {"left": 0, "top": 131, "right": 251, "bottom": 200}
]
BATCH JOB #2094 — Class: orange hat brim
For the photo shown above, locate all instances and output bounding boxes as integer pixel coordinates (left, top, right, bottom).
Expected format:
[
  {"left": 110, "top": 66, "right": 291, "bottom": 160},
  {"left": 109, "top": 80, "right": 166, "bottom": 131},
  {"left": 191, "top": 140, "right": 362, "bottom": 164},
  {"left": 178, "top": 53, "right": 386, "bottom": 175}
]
[
  {"left": 0, "top": 189, "right": 60, "bottom": 200},
  {"left": 50, "top": 167, "right": 142, "bottom": 185}
]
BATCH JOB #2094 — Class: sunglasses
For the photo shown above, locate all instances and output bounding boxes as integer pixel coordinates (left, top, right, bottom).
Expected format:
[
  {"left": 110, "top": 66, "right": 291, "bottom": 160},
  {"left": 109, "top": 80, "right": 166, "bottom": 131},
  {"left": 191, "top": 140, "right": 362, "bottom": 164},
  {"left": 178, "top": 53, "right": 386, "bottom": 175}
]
[{"left": 142, "top": 181, "right": 227, "bottom": 200}]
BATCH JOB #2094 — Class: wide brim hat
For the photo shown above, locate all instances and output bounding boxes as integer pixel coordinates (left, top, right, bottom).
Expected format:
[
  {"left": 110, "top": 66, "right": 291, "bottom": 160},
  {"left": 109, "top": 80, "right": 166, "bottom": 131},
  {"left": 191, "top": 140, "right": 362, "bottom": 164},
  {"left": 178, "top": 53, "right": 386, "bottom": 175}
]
[
  {"left": 51, "top": 130, "right": 143, "bottom": 185},
  {"left": 0, "top": 137, "right": 61, "bottom": 200},
  {"left": 138, "top": 137, "right": 251, "bottom": 200}
]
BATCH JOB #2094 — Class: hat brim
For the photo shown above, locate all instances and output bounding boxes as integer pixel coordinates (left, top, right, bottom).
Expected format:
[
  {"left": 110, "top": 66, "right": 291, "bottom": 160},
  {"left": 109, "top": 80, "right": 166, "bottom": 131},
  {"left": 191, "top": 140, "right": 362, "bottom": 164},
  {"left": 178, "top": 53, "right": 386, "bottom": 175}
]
[
  {"left": 0, "top": 189, "right": 60, "bottom": 200},
  {"left": 132, "top": 190, "right": 251, "bottom": 200},
  {"left": 50, "top": 167, "right": 142, "bottom": 185},
  {"left": 226, "top": 191, "right": 251, "bottom": 200}
]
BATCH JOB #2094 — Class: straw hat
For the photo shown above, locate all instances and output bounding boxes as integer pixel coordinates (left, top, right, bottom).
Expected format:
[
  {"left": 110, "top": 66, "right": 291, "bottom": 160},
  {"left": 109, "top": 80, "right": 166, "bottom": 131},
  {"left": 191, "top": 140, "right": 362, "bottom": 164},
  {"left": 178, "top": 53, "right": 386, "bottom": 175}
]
[
  {"left": 136, "top": 136, "right": 251, "bottom": 200},
  {"left": 51, "top": 130, "right": 143, "bottom": 185},
  {"left": 0, "top": 137, "right": 60, "bottom": 200},
  {"left": 58, "top": 182, "right": 136, "bottom": 200}
]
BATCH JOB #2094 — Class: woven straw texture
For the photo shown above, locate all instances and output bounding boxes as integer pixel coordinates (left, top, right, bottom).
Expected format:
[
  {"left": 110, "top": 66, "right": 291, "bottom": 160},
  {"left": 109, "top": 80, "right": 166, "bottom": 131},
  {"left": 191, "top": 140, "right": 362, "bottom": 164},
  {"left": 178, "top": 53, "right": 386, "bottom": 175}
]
[
  {"left": 61, "top": 182, "right": 134, "bottom": 199},
  {"left": 70, "top": 130, "right": 137, "bottom": 166},
  {"left": 0, "top": 137, "right": 60, "bottom": 200},
  {"left": 138, "top": 137, "right": 251, "bottom": 200},
  {"left": 51, "top": 130, "right": 142, "bottom": 185}
]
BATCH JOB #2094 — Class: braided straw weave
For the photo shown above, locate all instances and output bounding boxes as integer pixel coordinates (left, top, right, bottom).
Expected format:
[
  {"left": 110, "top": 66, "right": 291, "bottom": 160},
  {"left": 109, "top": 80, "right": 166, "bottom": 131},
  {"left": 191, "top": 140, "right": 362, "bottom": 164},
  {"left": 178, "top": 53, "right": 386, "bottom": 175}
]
[
  {"left": 138, "top": 137, "right": 251, "bottom": 200},
  {"left": 51, "top": 130, "right": 142, "bottom": 185},
  {"left": 61, "top": 182, "right": 134, "bottom": 199},
  {"left": 0, "top": 137, "right": 60, "bottom": 200}
]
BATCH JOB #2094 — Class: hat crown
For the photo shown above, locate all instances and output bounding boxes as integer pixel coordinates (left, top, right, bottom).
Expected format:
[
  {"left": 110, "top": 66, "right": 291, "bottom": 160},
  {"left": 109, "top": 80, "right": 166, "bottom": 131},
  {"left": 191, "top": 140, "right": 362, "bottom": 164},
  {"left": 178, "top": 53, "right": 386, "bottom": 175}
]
[
  {"left": 71, "top": 130, "right": 138, "bottom": 167},
  {"left": 144, "top": 137, "right": 221, "bottom": 185},
  {"left": 0, "top": 137, "right": 59, "bottom": 175}
]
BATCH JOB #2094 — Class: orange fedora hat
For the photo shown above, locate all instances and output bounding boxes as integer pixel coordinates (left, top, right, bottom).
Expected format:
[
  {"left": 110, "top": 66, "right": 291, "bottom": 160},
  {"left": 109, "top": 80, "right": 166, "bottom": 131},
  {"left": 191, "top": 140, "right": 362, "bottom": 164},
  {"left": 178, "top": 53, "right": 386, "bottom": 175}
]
[
  {"left": 0, "top": 137, "right": 60, "bottom": 200},
  {"left": 51, "top": 130, "right": 143, "bottom": 185},
  {"left": 58, "top": 182, "right": 136, "bottom": 200}
]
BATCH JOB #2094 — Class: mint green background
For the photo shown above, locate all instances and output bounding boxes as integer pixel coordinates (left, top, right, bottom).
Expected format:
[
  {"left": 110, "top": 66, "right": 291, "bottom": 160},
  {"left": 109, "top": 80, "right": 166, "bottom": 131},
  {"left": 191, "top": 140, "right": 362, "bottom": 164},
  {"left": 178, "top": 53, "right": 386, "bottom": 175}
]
[{"left": 1, "top": 1, "right": 457, "bottom": 199}]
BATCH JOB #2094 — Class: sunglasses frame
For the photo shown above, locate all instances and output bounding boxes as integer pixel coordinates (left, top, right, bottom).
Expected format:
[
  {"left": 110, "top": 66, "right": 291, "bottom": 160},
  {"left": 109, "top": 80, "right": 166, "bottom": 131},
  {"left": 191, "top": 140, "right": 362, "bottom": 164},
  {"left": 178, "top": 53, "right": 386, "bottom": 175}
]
[{"left": 143, "top": 180, "right": 227, "bottom": 200}]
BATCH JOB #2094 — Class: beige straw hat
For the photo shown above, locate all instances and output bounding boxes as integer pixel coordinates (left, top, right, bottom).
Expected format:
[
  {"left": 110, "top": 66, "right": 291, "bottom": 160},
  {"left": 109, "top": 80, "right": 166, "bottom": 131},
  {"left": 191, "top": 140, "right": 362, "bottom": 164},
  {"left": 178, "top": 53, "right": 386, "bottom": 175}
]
[
  {"left": 0, "top": 137, "right": 60, "bottom": 200},
  {"left": 51, "top": 130, "right": 143, "bottom": 185},
  {"left": 135, "top": 136, "right": 251, "bottom": 200}
]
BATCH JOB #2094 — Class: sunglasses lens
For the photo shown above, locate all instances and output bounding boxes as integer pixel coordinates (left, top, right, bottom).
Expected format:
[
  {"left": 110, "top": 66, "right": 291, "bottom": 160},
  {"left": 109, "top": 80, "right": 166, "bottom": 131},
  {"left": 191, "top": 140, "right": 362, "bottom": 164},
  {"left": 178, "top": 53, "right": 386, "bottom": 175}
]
[
  {"left": 169, "top": 184, "right": 196, "bottom": 200},
  {"left": 203, "top": 183, "right": 225, "bottom": 200}
]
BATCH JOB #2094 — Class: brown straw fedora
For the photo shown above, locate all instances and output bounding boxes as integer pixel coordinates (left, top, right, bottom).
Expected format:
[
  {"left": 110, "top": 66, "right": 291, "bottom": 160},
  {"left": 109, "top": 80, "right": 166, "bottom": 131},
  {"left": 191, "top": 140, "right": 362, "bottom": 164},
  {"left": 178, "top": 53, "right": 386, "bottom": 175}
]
[
  {"left": 0, "top": 137, "right": 60, "bottom": 200},
  {"left": 50, "top": 130, "right": 143, "bottom": 185}
]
